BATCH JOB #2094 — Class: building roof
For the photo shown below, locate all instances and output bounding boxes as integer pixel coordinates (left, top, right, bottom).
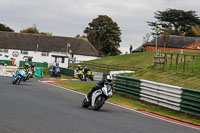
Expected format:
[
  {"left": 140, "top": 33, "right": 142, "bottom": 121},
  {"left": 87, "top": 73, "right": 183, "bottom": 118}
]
[
  {"left": 133, "top": 35, "right": 200, "bottom": 51},
  {"left": 0, "top": 31, "right": 98, "bottom": 56},
  {"left": 147, "top": 35, "right": 200, "bottom": 48}
]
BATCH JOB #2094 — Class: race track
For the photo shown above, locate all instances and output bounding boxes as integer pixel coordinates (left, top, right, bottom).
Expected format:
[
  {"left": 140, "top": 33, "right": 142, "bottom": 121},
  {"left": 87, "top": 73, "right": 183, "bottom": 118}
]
[{"left": 0, "top": 77, "right": 199, "bottom": 133}]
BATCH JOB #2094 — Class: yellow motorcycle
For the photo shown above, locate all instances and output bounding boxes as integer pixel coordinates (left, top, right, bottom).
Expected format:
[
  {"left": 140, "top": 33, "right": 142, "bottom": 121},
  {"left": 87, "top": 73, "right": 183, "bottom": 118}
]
[
  {"left": 85, "top": 70, "right": 94, "bottom": 81},
  {"left": 76, "top": 70, "right": 85, "bottom": 81}
]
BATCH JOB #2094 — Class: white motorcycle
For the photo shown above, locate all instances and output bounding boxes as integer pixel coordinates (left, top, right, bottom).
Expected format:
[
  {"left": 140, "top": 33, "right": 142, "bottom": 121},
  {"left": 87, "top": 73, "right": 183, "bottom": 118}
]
[{"left": 82, "top": 84, "right": 113, "bottom": 111}]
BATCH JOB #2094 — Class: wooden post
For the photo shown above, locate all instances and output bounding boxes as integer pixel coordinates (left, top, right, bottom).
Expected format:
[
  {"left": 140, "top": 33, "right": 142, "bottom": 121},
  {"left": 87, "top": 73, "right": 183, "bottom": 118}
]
[
  {"left": 176, "top": 54, "right": 179, "bottom": 72},
  {"left": 181, "top": 55, "right": 182, "bottom": 63},
  {"left": 192, "top": 56, "right": 195, "bottom": 73},
  {"left": 183, "top": 55, "right": 186, "bottom": 72},
  {"left": 170, "top": 54, "right": 173, "bottom": 70},
  {"left": 117, "top": 66, "right": 119, "bottom": 71},
  {"left": 165, "top": 53, "right": 167, "bottom": 65}
]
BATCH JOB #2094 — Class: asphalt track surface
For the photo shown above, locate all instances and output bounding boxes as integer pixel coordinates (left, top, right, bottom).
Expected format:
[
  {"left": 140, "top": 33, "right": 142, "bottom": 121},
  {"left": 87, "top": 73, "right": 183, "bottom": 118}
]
[{"left": 0, "top": 77, "right": 199, "bottom": 133}]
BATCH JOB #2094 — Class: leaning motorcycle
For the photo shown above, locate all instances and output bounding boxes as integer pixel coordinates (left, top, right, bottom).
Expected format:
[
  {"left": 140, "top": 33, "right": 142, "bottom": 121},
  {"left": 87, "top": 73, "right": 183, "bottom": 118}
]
[
  {"left": 12, "top": 69, "right": 27, "bottom": 84},
  {"left": 82, "top": 84, "right": 113, "bottom": 111},
  {"left": 76, "top": 70, "right": 84, "bottom": 81},
  {"left": 85, "top": 70, "right": 94, "bottom": 81}
]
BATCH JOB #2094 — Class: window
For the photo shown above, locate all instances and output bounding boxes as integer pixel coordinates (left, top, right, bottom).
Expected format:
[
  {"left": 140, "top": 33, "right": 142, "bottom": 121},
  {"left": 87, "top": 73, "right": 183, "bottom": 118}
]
[
  {"left": 54, "top": 57, "right": 65, "bottom": 63},
  {"left": 0, "top": 49, "right": 8, "bottom": 53},
  {"left": 41, "top": 52, "right": 49, "bottom": 56},
  {"left": 4, "top": 49, "right": 8, "bottom": 53},
  {"left": 21, "top": 50, "right": 28, "bottom": 55},
  {"left": 62, "top": 57, "right": 65, "bottom": 63},
  {"left": 4, "top": 55, "right": 9, "bottom": 58}
]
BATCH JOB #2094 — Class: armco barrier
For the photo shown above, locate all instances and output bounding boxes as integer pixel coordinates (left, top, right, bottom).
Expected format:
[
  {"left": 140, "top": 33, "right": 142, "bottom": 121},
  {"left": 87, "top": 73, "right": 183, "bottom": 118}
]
[
  {"left": 60, "top": 68, "right": 75, "bottom": 77},
  {"left": 20, "top": 61, "right": 48, "bottom": 67},
  {"left": 0, "top": 60, "right": 12, "bottom": 66},
  {"left": 181, "top": 88, "right": 200, "bottom": 117},
  {"left": 115, "top": 76, "right": 141, "bottom": 99},
  {"left": 114, "top": 75, "right": 200, "bottom": 117},
  {"left": 140, "top": 79, "right": 182, "bottom": 111}
]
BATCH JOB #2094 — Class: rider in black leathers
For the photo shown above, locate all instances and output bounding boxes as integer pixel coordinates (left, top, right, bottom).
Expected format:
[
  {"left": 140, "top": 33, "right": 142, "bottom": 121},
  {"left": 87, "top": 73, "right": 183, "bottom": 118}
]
[{"left": 86, "top": 75, "right": 113, "bottom": 101}]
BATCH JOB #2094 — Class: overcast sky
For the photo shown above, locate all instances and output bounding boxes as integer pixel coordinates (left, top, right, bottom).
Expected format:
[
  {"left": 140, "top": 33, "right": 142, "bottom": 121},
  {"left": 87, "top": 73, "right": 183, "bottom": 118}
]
[{"left": 1, "top": 0, "right": 200, "bottom": 53}]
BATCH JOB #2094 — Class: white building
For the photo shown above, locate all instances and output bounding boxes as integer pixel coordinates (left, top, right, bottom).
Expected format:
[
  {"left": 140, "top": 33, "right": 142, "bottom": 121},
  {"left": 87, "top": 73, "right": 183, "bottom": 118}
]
[{"left": 0, "top": 31, "right": 99, "bottom": 67}]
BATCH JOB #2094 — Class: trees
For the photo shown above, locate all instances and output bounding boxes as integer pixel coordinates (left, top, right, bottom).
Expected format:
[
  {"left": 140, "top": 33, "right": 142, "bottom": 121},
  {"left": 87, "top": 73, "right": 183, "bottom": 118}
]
[
  {"left": 75, "top": 34, "right": 87, "bottom": 38},
  {"left": 186, "top": 25, "right": 200, "bottom": 37},
  {"left": 0, "top": 23, "right": 14, "bottom": 32},
  {"left": 84, "top": 15, "right": 122, "bottom": 56},
  {"left": 20, "top": 24, "right": 52, "bottom": 36},
  {"left": 148, "top": 8, "right": 200, "bottom": 36},
  {"left": 20, "top": 24, "right": 39, "bottom": 34}
]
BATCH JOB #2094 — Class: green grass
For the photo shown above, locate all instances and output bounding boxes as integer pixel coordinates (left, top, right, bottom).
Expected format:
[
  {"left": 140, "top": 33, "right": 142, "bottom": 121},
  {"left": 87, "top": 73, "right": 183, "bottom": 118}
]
[
  {"left": 88, "top": 52, "right": 155, "bottom": 68},
  {"left": 42, "top": 74, "right": 76, "bottom": 79},
  {"left": 124, "top": 66, "right": 200, "bottom": 90},
  {"left": 52, "top": 81, "right": 200, "bottom": 126},
  {"left": 71, "top": 52, "right": 200, "bottom": 90}
]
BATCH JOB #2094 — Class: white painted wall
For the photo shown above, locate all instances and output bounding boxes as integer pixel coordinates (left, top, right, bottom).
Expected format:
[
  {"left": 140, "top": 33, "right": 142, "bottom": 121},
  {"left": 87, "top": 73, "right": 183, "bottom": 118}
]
[
  {"left": 74, "top": 54, "right": 99, "bottom": 62},
  {"left": 0, "top": 49, "right": 99, "bottom": 68},
  {"left": 0, "top": 49, "right": 69, "bottom": 67}
]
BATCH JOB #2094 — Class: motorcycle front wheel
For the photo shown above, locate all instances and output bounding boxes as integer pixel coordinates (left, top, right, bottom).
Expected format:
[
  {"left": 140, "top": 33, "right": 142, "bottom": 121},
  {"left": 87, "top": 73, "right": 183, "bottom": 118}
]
[
  {"left": 12, "top": 75, "right": 21, "bottom": 84},
  {"left": 90, "top": 76, "right": 94, "bottom": 81},
  {"left": 93, "top": 95, "right": 106, "bottom": 111},
  {"left": 79, "top": 75, "right": 84, "bottom": 81}
]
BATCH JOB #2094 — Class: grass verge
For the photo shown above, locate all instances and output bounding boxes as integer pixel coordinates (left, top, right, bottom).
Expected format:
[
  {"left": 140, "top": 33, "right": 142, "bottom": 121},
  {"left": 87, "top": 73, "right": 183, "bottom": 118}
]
[
  {"left": 125, "top": 66, "right": 200, "bottom": 90},
  {"left": 51, "top": 81, "right": 200, "bottom": 126}
]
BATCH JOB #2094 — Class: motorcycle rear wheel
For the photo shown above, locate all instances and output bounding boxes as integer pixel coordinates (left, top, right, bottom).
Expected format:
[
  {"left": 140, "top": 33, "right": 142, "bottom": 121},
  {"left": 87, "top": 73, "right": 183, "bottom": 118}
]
[{"left": 82, "top": 98, "right": 89, "bottom": 108}]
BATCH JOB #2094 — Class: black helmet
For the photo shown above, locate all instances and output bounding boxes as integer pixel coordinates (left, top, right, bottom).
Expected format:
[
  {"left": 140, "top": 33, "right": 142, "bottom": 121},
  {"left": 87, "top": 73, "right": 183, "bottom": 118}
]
[
  {"left": 31, "top": 63, "right": 35, "bottom": 67},
  {"left": 77, "top": 65, "right": 81, "bottom": 69},
  {"left": 106, "top": 75, "right": 113, "bottom": 84}
]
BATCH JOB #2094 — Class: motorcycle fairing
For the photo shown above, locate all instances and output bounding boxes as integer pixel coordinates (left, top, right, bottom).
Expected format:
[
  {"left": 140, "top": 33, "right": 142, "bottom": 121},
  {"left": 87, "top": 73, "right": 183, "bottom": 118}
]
[{"left": 91, "top": 89, "right": 102, "bottom": 107}]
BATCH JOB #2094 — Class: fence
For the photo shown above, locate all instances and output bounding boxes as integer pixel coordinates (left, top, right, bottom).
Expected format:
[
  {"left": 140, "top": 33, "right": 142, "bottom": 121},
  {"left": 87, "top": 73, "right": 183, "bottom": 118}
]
[
  {"left": 114, "top": 75, "right": 200, "bottom": 117},
  {"left": 155, "top": 53, "right": 200, "bottom": 73},
  {"left": 20, "top": 61, "right": 48, "bottom": 67},
  {"left": 73, "top": 62, "right": 142, "bottom": 72}
]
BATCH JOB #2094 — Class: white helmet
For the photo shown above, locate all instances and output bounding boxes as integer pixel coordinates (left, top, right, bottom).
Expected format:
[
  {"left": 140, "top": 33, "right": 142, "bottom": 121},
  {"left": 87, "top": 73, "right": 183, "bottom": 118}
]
[{"left": 106, "top": 75, "right": 113, "bottom": 84}]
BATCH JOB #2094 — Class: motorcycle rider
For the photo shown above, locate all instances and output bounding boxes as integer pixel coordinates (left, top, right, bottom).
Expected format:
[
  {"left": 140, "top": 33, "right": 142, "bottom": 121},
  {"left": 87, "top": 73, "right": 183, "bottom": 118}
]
[
  {"left": 30, "top": 63, "right": 35, "bottom": 77},
  {"left": 30, "top": 63, "right": 35, "bottom": 70},
  {"left": 86, "top": 75, "right": 113, "bottom": 102},
  {"left": 83, "top": 66, "right": 89, "bottom": 74},
  {"left": 76, "top": 65, "right": 82, "bottom": 72},
  {"left": 16, "top": 62, "right": 29, "bottom": 74},
  {"left": 83, "top": 66, "right": 89, "bottom": 80}
]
